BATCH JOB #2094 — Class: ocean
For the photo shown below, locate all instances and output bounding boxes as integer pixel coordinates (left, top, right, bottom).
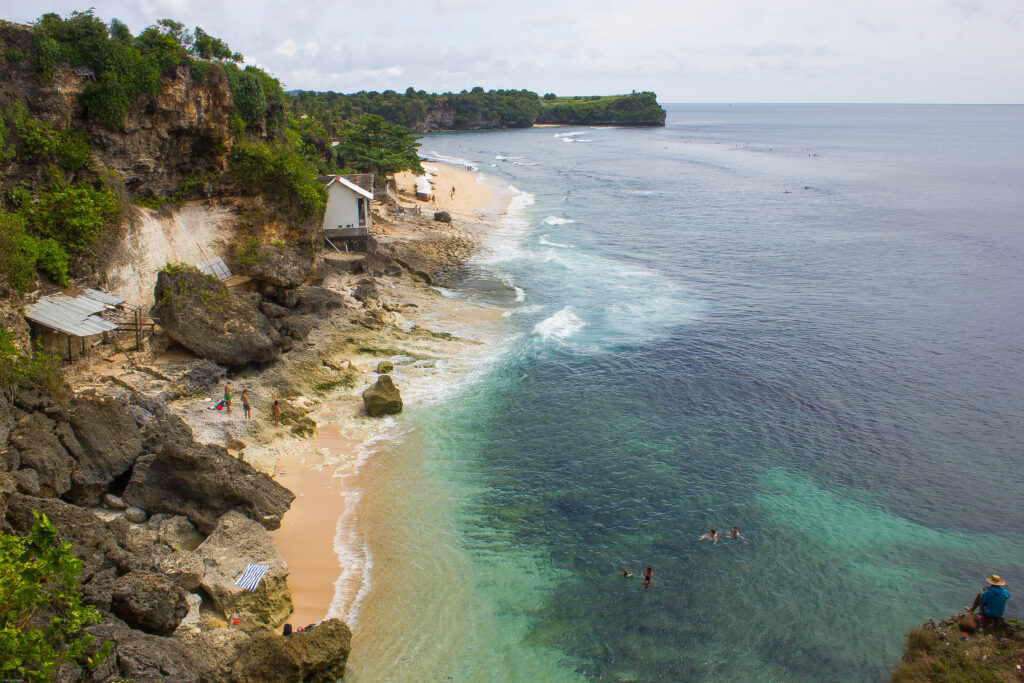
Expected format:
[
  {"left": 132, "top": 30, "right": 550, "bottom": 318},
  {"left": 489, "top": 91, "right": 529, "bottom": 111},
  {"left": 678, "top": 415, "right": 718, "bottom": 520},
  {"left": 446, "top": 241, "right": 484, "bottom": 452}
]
[{"left": 346, "top": 104, "right": 1024, "bottom": 681}]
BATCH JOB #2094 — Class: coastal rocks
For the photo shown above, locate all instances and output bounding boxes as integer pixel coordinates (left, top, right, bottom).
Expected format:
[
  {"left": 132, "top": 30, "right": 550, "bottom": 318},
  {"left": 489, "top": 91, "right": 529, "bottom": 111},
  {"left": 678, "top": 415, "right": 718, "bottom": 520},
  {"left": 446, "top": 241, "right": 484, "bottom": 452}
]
[
  {"left": 122, "top": 439, "right": 294, "bottom": 534},
  {"left": 103, "top": 493, "right": 128, "bottom": 510},
  {"left": 178, "top": 627, "right": 252, "bottom": 680},
  {"left": 230, "top": 619, "right": 352, "bottom": 683},
  {"left": 156, "top": 514, "right": 205, "bottom": 551},
  {"left": 158, "top": 550, "right": 204, "bottom": 590},
  {"left": 111, "top": 570, "right": 190, "bottom": 636},
  {"left": 195, "top": 511, "right": 293, "bottom": 626},
  {"left": 7, "top": 412, "right": 74, "bottom": 496},
  {"left": 74, "top": 620, "right": 201, "bottom": 683},
  {"left": 171, "top": 359, "right": 226, "bottom": 398},
  {"left": 125, "top": 506, "right": 148, "bottom": 524},
  {"left": 234, "top": 244, "right": 313, "bottom": 289},
  {"left": 362, "top": 374, "right": 403, "bottom": 416},
  {"left": 377, "top": 360, "right": 394, "bottom": 374},
  {"left": 151, "top": 268, "right": 283, "bottom": 366},
  {"left": 65, "top": 395, "right": 144, "bottom": 506},
  {"left": 433, "top": 210, "right": 452, "bottom": 223}
]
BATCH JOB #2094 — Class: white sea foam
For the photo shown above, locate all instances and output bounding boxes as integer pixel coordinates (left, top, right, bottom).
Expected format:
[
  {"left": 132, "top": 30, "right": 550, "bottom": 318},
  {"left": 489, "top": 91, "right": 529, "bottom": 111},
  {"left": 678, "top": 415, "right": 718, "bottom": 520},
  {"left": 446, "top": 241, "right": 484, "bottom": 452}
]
[
  {"left": 431, "top": 286, "right": 459, "bottom": 298},
  {"left": 538, "top": 235, "right": 573, "bottom": 249},
  {"left": 631, "top": 190, "right": 656, "bottom": 195},
  {"left": 542, "top": 216, "right": 575, "bottom": 225},
  {"left": 562, "top": 137, "right": 593, "bottom": 143},
  {"left": 514, "top": 286, "right": 526, "bottom": 302},
  {"left": 532, "top": 307, "right": 585, "bottom": 340},
  {"left": 425, "top": 151, "right": 477, "bottom": 170},
  {"left": 553, "top": 130, "right": 587, "bottom": 138}
]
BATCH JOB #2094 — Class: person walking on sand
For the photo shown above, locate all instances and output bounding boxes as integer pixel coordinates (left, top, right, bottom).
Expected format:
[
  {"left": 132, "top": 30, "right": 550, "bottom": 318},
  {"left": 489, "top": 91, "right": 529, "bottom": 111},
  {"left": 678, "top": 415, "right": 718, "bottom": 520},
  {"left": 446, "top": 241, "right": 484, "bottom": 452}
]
[
  {"left": 968, "top": 574, "right": 1011, "bottom": 629},
  {"left": 450, "top": 186, "right": 456, "bottom": 199},
  {"left": 241, "top": 389, "right": 251, "bottom": 420},
  {"left": 271, "top": 399, "right": 281, "bottom": 427},
  {"left": 642, "top": 566, "right": 653, "bottom": 589},
  {"left": 698, "top": 528, "right": 719, "bottom": 544},
  {"left": 224, "top": 382, "right": 232, "bottom": 414}
]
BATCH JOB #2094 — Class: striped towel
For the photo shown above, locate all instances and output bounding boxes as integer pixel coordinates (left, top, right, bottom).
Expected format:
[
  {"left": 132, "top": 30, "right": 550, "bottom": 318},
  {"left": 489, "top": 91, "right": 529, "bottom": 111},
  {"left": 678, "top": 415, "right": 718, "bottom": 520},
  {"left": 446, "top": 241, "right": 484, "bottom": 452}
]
[{"left": 235, "top": 563, "right": 270, "bottom": 591}]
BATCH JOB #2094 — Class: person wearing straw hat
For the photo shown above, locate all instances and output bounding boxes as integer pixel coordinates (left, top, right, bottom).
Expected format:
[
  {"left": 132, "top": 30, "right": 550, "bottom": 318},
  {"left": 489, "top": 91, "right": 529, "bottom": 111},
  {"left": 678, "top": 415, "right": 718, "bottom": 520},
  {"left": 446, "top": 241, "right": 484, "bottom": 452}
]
[{"left": 967, "top": 574, "right": 1010, "bottom": 629}]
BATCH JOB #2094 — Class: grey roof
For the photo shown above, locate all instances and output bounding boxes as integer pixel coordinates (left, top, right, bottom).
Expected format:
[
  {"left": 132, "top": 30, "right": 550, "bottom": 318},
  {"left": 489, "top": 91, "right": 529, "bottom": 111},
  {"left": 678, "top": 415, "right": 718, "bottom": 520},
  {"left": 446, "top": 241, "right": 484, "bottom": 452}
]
[
  {"left": 25, "top": 292, "right": 121, "bottom": 337},
  {"left": 82, "top": 288, "right": 125, "bottom": 307},
  {"left": 197, "top": 256, "right": 233, "bottom": 281}
]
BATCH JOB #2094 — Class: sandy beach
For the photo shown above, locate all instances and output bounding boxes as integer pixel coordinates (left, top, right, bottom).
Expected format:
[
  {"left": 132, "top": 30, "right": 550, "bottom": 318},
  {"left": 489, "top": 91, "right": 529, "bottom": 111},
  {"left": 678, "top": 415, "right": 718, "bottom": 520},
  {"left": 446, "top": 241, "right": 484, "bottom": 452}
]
[{"left": 265, "top": 162, "right": 512, "bottom": 628}]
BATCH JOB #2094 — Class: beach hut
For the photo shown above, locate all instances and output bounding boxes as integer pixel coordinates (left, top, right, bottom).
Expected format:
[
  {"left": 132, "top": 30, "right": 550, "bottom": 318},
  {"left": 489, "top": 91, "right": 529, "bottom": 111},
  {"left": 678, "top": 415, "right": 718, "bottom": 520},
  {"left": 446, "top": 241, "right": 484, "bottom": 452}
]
[
  {"left": 23, "top": 289, "right": 141, "bottom": 361},
  {"left": 414, "top": 176, "right": 433, "bottom": 201},
  {"left": 320, "top": 174, "right": 374, "bottom": 251}
]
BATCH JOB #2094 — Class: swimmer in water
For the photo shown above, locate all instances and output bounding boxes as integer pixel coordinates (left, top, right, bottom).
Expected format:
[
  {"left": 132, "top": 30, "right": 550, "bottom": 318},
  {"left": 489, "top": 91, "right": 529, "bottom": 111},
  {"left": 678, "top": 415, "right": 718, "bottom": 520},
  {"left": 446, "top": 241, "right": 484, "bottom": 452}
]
[
  {"left": 642, "top": 566, "right": 653, "bottom": 588},
  {"left": 730, "top": 526, "right": 747, "bottom": 541},
  {"left": 698, "top": 528, "right": 719, "bottom": 544},
  {"left": 620, "top": 570, "right": 633, "bottom": 578}
]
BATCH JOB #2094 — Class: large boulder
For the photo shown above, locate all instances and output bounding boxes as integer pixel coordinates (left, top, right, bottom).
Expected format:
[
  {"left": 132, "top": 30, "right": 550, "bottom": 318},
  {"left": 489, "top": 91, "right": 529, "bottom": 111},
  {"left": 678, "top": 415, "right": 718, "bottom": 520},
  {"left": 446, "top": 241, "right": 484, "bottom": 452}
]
[
  {"left": 178, "top": 628, "right": 252, "bottom": 681},
  {"left": 234, "top": 244, "right": 313, "bottom": 289},
  {"left": 5, "top": 493, "right": 136, "bottom": 578},
  {"left": 64, "top": 395, "right": 144, "bottom": 505},
  {"left": 151, "top": 267, "right": 283, "bottom": 366},
  {"left": 7, "top": 412, "right": 74, "bottom": 496},
  {"left": 69, "top": 620, "right": 202, "bottom": 683},
  {"left": 122, "top": 439, "right": 294, "bottom": 535},
  {"left": 111, "top": 570, "right": 190, "bottom": 636},
  {"left": 157, "top": 550, "right": 204, "bottom": 590},
  {"left": 230, "top": 619, "right": 353, "bottom": 683},
  {"left": 362, "top": 374, "right": 403, "bottom": 416},
  {"left": 195, "top": 511, "right": 292, "bottom": 626}
]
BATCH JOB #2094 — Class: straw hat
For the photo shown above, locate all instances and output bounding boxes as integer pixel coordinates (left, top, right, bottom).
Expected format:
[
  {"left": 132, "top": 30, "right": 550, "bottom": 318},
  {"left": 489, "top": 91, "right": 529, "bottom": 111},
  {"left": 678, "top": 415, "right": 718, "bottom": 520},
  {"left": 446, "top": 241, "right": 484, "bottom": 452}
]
[{"left": 986, "top": 574, "right": 1006, "bottom": 586}]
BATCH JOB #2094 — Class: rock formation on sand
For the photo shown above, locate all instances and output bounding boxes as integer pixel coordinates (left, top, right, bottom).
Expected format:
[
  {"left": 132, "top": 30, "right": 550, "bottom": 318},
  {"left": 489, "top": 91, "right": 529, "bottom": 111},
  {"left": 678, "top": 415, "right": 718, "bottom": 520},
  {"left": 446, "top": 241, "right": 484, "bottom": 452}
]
[
  {"left": 0, "top": 386, "right": 351, "bottom": 681},
  {"left": 195, "top": 511, "right": 293, "bottom": 627},
  {"left": 151, "top": 267, "right": 283, "bottom": 366},
  {"left": 362, "top": 374, "right": 404, "bottom": 416}
]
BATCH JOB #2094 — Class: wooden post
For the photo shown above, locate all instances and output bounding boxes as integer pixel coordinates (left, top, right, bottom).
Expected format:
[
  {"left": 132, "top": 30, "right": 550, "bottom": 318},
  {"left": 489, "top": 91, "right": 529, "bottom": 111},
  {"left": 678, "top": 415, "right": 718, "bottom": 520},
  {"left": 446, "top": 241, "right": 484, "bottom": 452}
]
[
  {"left": 67, "top": 335, "right": 72, "bottom": 361},
  {"left": 135, "top": 309, "right": 141, "bottom": 350}
]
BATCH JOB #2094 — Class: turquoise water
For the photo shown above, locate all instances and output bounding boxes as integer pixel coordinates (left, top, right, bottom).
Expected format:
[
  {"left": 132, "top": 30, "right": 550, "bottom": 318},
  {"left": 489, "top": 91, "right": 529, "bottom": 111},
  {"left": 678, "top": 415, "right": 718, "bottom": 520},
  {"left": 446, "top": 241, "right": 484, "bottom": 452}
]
[{"left": 368, "top": 105, "right": 1024, "bottom": 681}]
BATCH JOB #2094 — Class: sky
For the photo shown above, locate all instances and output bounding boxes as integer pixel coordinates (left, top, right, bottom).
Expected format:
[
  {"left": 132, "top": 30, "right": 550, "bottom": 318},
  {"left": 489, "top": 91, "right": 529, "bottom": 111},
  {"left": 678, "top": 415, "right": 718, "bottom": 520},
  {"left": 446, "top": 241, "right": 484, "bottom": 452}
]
[{"left": 4, "top": 1, "right": 1023, "bottom": 103}]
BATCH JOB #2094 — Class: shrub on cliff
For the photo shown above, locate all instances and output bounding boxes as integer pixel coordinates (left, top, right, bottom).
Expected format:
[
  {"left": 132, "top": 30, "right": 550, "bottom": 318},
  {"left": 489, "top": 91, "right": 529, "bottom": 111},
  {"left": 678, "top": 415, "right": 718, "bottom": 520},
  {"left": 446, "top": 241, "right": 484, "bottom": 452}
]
[
  {"left": 0, "top": 212, "right": 70, "bottom": 292},
  {"left": 25, "top": 175, "right": 119, "bottom": 254},
  {"left": 228, "top": 141, "right": 326, "bottom": 220},
  {"left": 0, "top": 511, "right": 109, "bottom": 681}
]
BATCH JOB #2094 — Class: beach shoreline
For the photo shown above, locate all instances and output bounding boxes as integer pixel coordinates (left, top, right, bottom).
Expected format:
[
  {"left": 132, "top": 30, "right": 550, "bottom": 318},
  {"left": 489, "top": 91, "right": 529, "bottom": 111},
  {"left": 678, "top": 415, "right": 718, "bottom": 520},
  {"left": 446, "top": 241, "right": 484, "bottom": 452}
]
[{"left": 262, "top": 161, "right": 514, "bottom": 629}]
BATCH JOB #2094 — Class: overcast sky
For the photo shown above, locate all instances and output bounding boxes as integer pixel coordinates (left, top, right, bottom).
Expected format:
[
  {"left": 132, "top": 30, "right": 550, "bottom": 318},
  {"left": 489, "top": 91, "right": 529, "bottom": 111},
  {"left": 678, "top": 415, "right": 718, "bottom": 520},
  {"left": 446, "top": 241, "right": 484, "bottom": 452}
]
[{"left": 5, "top": 1, "right": 1023, "bottom": 103}]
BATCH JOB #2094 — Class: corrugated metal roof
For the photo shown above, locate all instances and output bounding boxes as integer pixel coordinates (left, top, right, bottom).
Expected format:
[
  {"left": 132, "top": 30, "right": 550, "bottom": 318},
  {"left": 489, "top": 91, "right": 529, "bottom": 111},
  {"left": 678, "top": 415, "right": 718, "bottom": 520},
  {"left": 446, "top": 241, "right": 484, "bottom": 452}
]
[
  {"left": 198, "top": 256, "right": 233, "bottom": 281},
  {"left": 25, "top": 293, "right": 120, "bottom": 336},
  {"left": 82, "top": 288, "right": 125, "bottom": 307}
]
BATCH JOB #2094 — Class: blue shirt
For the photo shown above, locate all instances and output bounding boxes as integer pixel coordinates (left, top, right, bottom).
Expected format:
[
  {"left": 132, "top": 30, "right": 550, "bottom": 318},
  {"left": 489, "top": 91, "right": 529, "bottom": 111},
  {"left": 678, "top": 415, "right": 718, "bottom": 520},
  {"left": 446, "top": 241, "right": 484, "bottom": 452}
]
[{"left": 980, "top": 586, "right": 1010, "bottom": 617}]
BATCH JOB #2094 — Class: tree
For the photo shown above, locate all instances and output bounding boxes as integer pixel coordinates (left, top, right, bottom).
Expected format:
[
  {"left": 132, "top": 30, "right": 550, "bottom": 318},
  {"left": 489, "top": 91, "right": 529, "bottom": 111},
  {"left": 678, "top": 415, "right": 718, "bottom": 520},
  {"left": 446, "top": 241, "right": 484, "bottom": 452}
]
[
  {"left": 0, "top": 512, "right": 109, "bottom": 681},
  {"left": 336, "top": 114, "right": 423, "bottom": 177}
]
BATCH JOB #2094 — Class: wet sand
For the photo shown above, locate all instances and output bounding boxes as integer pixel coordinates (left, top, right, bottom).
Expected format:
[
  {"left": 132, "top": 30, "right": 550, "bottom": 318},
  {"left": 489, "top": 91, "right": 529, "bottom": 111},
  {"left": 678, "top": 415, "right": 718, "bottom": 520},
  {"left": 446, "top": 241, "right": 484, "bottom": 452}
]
[{"left": 271, "top": 161, "right": 512, "bottom": 628}]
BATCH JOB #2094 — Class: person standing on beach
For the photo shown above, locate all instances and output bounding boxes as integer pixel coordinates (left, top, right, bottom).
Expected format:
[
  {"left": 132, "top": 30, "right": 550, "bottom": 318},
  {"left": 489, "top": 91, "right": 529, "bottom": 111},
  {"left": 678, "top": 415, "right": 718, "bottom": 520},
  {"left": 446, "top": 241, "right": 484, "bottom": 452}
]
[
  {"left": 224, "top": 382, "right": 232, "bottom": 415},
  {"left": 272, "top": 399, "right": 280, "bottom": 427},
  {"left": 450, "top": 186, "right": 456, "bottom": 199},
  {"left": 241, "top": 389, "right": 251, "bottom": 419}
]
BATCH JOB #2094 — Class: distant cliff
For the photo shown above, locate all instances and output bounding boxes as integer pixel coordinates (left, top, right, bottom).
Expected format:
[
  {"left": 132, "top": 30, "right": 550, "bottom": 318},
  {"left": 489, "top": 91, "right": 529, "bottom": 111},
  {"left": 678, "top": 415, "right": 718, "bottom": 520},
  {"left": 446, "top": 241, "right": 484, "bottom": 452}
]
[{"left": 288, "top": 88, "right": 667, "bottom": 133}]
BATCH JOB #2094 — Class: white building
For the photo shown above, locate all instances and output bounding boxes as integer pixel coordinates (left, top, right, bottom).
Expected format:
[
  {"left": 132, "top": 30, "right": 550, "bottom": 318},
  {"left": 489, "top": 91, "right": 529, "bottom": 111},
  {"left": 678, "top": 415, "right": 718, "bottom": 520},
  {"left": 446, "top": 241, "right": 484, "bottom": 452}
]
[{"left": 321, "top": 174, "right": 374, "bottom": 236}]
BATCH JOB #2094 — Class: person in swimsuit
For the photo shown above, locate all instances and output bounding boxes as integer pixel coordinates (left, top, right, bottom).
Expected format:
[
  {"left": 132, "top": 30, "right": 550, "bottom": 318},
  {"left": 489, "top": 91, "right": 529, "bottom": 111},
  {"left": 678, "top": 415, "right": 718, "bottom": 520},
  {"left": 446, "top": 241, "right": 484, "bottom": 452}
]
[
  {"left": 224, "top": 382, "right": 232, "bottom": 414},
  {"left": 642, "top": 566, "right": 653, "bottom": 588},
  {"left": 241, "top": 389, "right": 251, "bottom": 419},
  {"left": 698, "top": 528, "right": 719, "bottom": 544}
]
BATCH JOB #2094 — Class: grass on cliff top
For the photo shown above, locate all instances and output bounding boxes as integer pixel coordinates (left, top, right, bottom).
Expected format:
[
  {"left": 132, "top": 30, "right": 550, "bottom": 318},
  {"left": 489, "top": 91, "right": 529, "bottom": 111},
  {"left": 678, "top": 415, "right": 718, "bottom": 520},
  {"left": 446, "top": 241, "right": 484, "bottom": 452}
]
[{"left": 892, "top": 618, "right": 1024, "bottom": 682}]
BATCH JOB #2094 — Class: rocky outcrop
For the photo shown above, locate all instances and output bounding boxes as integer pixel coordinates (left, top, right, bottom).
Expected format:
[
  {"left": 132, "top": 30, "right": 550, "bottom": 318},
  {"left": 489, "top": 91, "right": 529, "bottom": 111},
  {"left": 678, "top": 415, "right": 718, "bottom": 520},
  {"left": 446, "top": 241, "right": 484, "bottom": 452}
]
[
  {"left": 151, "top": 268, "right": 283, "bottom": 366},
  {"left": 377, "top": 361, "right": 394, "bottom": 374},
  {"left": 70, "top": 620, "right": 202, "bottom": 683},
  {"left": 362, "top": 374, "right": 403, "bottom": 416},
  {"left": 195, "top": 511, "right": 292, "bottom": 626},
  {"left": 65, "top": 395, "right": 144, "bottom": 506},
  {"left": 111, "top": 570, "right": 190, "bottom": 636},
  {"left": 230, "top": 619, "right": 353, "bottom": 683},
  {"left": 157, "top": 550, "right": 204, "bottom": 590},
  {"left": 7, "top": 412, "right": 74, "bottom": 496},
  {"left": 123, "top": 439, "right": 294, "bottom": 535},
  {"left": 235, "top": 244, "right": 313, "bottom": 289},
  {"left": 433, "top": 210, "right": 452, "bottom": 223},
  {"left": 370, "top": 232, "right": 475, "bottom": 286}
]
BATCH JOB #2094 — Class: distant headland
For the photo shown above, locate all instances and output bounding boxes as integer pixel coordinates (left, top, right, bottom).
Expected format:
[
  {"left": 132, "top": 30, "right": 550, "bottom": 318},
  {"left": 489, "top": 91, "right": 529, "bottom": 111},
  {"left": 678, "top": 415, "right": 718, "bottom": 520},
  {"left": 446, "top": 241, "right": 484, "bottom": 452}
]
[{"left": 288, "top": 88, "right": 667, "bottom": 132}]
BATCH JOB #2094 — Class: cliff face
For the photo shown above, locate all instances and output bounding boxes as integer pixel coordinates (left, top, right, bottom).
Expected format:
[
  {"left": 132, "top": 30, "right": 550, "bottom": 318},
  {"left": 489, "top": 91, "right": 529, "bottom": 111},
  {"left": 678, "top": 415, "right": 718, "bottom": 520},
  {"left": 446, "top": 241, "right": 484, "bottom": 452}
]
[
  {"left": 0, "top": 21, "right": 232, "bottom": 198},
  {"left": 410, "top": 102, "right": 532, "bottom": 133}
]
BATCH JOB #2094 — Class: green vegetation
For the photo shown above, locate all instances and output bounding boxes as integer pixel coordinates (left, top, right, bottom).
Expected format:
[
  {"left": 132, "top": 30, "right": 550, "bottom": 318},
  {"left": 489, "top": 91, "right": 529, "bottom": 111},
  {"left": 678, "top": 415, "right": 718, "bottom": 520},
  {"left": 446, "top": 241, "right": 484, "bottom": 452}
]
[
  {"left": 892, "top": 619, "right": 1024, "bottom": 682},
  {"left": 0, "top": 511, "right": 108, "bottom": 681},
  {"left": 0, "top": 212, "right": 70, "bottom": 292},
  {"left": 232, "top": 236, "right": 268, "bottom": 266},
  {"left": 228, "top": 141, "right": 326, "bottom": 220},
  {"left": 536, "top": 91, "right": 665, "bottom": 124},
  {"left": 26, "top": 174, "right": 119, "bottom": 254},
  {"left": 335, "top": 114, "right": 423, "bottom": 177},
  {"left": 289, "top": 88, "right": 665, "bottom": 131},
  {"left": 156, "top": 262, "right": 227, "bottom": 312}
]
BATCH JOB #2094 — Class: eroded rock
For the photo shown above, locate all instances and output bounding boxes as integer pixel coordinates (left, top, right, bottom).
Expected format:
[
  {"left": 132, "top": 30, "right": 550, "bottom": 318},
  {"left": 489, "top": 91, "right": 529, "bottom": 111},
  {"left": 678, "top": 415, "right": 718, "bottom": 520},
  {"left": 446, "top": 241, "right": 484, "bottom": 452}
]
[
  {"left": 230, "top": 618, "right": 352, "bottom": 683},
  {"left": 195, "top": 511, "right": 292, "bottom": 626},
  {"left": 362, "top": 374, "right": 403, "bottom": 416},
  {"left": 111, "top": 570, "right": 189, "bottom": 636}
]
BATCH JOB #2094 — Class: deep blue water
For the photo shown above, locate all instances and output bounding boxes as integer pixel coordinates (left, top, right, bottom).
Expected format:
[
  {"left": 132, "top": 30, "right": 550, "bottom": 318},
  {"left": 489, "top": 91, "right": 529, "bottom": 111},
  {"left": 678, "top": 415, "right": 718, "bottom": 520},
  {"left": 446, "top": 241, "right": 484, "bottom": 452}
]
[{"left": 410, "top": 105, "right": 1024, "bottom": 681}]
